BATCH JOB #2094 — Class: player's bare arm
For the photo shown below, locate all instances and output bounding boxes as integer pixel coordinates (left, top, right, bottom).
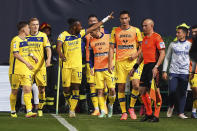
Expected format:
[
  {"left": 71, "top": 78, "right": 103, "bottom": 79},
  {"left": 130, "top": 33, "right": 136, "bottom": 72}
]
[
  {"left": 45, "top": 47, "right": 51, "bottom": 67},
  {"left": 108, "top": 44, "right": 114, "bottom": 74},
  {"left": 56, "top": 41, "right": 66, "bottom": 61},
  {"left": 13, "top": 52, "right": 33, "bottom": 70},
  {"left": 86, "top": 12, "right": 114, "bottom": 35}
]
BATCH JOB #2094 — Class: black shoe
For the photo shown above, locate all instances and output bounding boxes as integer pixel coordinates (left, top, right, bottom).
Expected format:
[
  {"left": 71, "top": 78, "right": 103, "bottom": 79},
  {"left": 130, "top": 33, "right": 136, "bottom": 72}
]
[
  {"left": 149, "top": 116, "right": 159, "bottom": 122},
  {"left": 140, "top": 115, "right": 152, "bottom": 122}
]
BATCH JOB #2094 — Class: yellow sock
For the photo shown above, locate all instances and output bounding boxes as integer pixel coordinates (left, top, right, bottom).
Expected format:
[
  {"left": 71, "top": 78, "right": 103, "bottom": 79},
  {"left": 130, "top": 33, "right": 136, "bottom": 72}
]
[
  {"left": 70, "top": 90, "right": 79, "bottom": 112},
  {"left": 38, "top": 92, "right": 46, "bottom": 110},
  {"left": 193, "top": 99, "right": 197, "bottom": 109},
  {"left": 108, "top": 95, "right": 116, "bottom": 106},
  {"left": 10, "top": 93, "right": 17, "bottom": 112},
  {"left": 24, "top": 93, "right": 32, "bottom": 112},
  {"left": 118, "top": 92, "right": 126, "bottom": 113},
  {"left": 98, "top": 96, "right": 105, "bottom": 111},
  {"left": 63, "top": 92, "right": 71, "bottom": 106},
  {"left": 130, "top": 89, "right": 139, "bottom": 108},
  {"left": 90, "top": 86, "right": 99, "bottom": 109}
]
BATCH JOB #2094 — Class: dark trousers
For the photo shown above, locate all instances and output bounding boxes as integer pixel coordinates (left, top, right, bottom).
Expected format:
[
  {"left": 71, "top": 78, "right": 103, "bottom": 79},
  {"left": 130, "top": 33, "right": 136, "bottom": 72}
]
[{"left": 168, "top": 73, "right": 189, "bottom": 114}]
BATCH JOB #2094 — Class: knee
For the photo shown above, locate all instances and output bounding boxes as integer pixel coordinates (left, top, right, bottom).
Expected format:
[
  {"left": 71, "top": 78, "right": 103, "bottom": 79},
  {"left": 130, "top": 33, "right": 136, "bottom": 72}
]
[
  {"left": 118, "top": 84, "right": 125, "bottom": 92},
  {"left": 11, "top": 89, "right": 18, "bottom": 95},
  {"left": 63, "top": 87, "right": 70, "bottom": 94},
  {"left": 132, "top": 81, "right": 139, "bottom": 90},
  {"left": 39, "top": 87, "right": 45, "bottom": 94},
  {"left": 97, "top": 90, "right": 103, "bottom": 96},
  {"left": 109, "top": 88, "right": 116, "bottom": 96}
]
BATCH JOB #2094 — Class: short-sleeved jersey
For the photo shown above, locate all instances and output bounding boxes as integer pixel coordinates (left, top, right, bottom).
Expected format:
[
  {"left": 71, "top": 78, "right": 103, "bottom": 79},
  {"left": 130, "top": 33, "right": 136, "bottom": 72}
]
[
  {"left": 110, "top": 26, "right": 142, "bottom": 61},
  {"left": 9, "top": 36, "right": 31, "bottom": 75},
  {"left": 57, "top": 29, "right": 86, "bottom": 68},
  {"left": 26, "top": 31, "right": 50, "bottom": 71},
  {"left": 85, "top": 28, "right": 106, "bottom": 63},
  {"left": 142, "top": 32, "right": 165, "bottom": 64},
  {"left": 89, "top": 33, "right": 110, "bottom": 71}
]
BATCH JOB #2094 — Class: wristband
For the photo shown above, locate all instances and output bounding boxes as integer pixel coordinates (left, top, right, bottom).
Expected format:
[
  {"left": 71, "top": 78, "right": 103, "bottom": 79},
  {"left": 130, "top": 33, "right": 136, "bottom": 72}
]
[
  {"left": 101, "top": 16, "right": 110, "bottom": 23},
  {"left": 133, "top": 64, "right": 139, "bottom": 70},
  {"left": 154, "top": 65, "right": 159, "bottom": 68}
]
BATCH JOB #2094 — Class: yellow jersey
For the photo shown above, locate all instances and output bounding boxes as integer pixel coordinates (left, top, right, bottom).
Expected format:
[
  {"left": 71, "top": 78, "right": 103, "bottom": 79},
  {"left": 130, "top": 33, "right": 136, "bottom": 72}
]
[
  {"left": 26, "top": 31, "right": 50, "bottom": 71},
  {"left": 57, "top": 29, "right": 86, "bottom": 68},
  {"left": 9, "top": 36, "right": 31, "bottom": 75},
  {"left": 110, "top": 26, "right": 142, "bottom": 61}
]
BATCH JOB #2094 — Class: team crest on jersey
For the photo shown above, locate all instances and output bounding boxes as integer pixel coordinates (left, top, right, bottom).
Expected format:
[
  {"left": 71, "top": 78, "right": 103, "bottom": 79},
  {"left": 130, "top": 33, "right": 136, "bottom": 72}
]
[
  {"left": 185, "top": 45, "right": 189, "bottom": 50},
  {"left": 37, "top": 37, "right": 42, "bottom": 41},
  {"left": 123, "top": 39, "right": 128, "bottom": 43}
]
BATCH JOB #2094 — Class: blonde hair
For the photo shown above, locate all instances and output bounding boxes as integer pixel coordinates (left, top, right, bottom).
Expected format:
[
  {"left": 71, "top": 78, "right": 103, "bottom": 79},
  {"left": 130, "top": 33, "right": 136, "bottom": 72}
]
[{"left": 29, "top": 17, "right": 39, "bottom": 23}]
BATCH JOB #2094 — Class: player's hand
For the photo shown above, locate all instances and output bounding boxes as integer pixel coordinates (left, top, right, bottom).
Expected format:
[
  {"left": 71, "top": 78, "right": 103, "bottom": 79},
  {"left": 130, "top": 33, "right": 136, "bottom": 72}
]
[
  {"left": 46, "top": 59, "right": 51, "bottom": 67},
  {"left": 108, "top": 12, "right": 114, "bottom": 20},
  {"left": 108, "top": 63, "right": 113, "bottom": 74},
  {"left": 189, "top": 73, "right": 194, "bottom": 80},
  {"left": 60, "top": 54, "right": 66, "bottom": 62},
  {"left": 162, "top": 72, "right": 168, "bottom": 80},
  {"left": 32, "top": 56, "right": 38, "bottom": 64},
  {"left": 128, "top": 54, "right": 137, "bottom": 61},
  {"left": 90, "top": 68, "right": 94, "bottom": 76},
  {"left": 26, "top": 63, "right": 33, "bottom": 70},
  {"left": 152, "top": 67, "right": 158, "bottom": 78},
  {"left": 129, "top": 68, "right": 135, "bottom": 77}
]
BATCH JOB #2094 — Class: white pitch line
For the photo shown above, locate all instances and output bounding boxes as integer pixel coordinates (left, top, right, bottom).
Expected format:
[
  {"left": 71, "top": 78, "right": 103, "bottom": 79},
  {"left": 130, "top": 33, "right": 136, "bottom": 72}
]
[{"left": 51, "top": 114, "right": 78, "bottom": 131}]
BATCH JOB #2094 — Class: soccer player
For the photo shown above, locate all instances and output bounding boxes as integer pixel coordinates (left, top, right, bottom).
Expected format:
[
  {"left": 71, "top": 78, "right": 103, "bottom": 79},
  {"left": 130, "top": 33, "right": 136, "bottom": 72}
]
[
  {"left": 84, "top": 14, "right": 109, "bottom": 115},
  {"left": 108, "top": 10, "right": 143, "bottom": 120},
  {"left": 89, "top": 25, "right": 116, "bottom": 118},
  {"left": 131, "top": 18, "right": 165, "bottom": 122},
  {"left": 9, "top": 21, "right": 37, "bottom": 118},
  {"left": 27, "top": 18, "right": 52, "bottom": 117},
  {"left": 188, "top": 25, "right": 197, "bottom": 118},
  {"left": 163, "top": 26, "right": 191, "bottom": 119},
  {"left": 56, "top": 12, "right": 114, "bottom": 117}
]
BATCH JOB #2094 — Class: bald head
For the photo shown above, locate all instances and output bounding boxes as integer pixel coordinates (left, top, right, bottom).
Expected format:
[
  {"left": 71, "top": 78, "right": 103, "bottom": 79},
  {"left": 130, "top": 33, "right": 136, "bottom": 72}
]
[{"left": 142, "top": 18, "right": 154, "bottom": 35}]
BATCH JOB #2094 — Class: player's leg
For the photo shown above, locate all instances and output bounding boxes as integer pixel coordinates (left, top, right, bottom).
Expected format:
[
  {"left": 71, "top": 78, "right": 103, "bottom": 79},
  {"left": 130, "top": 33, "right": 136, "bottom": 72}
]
[
  {"left": 151, "top": 88, "right": 162, "bottom": 122},
  {"left": 116, "top": 61, "right": 127, "bottom": 120},
  {"left": 167, "top": 73, "right": 178, "bottom": 118},
  {"left": 105, "top": 71, "right": 116, "bottom": 118},
  {"left": 62, "top": 68, "right": 72, "bottom": 112},
  {"left": 177, "top": 74, "right": 189, "bottom": 119},
  {"left": 94, "top": 71, "right": 105, "bottom": 118},
  {"left": 23, "top": 85, "right": 37, "bottom": 118},
  {"left": 86, "top": 64, "right": 99, "bottom": 115},
  {"left": 9, "top": 74, "right": 20, "bottom": 117},
  {"left": 69, "top": 67, "right": 82, "bottom": 117},
  {"left": 32, "top": 83, "right": 39, "bottom": 112},
  {"left": 190, "top": 74, "right": 197, "bottom": 118},
  {"left": 103, "top": 82, "right": 108, "bottom": 114},
  {"left": 129, "top": 79, "right": 139, "bottom": 120},
  {"left": 21, "top": 74, "right": 37, "bottom": 118},
  {"left": 139, "top": 64, "right": 153, "bottom": 122},
  {"left": 35, "top": 69, "right": 47, "bottom": 117},
  {"left": 129, "top": 63, "right": 143, "bottom": 119}
]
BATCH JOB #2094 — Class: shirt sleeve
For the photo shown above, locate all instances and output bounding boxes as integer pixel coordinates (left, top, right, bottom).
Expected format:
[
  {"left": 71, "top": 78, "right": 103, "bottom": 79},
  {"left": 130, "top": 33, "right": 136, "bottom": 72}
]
[
  {"left": 135, "top": 27, "right": 143, "bottom": 43},
  {"left": 57, "top": 32, "right": 65, "bottom": 43},
  {"left": 43, "top": 34, "right": 51, "bottom": 48},
  {"left": 12, "top": 40, "right": 19, "bottom": 53},
  {"left": 80, "top": 29, "right": 86, "bottom": 38},
  {"left": 163, "top": 42, "right": 172, "bottom": 72},
  {"left": 110, "top": 27, "right": 116, "bottom": 45},
  {"left": 155, "top": 35, "right": 165, "bottom": 50}
]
